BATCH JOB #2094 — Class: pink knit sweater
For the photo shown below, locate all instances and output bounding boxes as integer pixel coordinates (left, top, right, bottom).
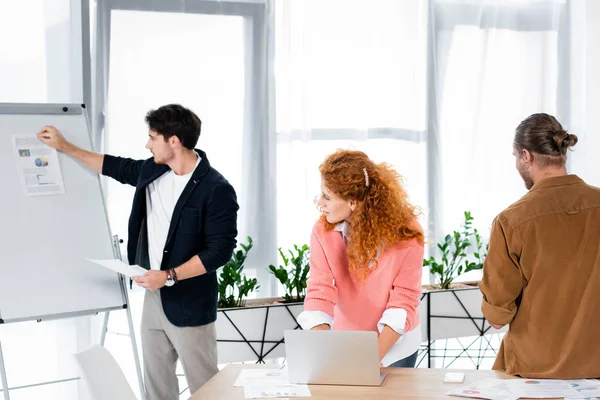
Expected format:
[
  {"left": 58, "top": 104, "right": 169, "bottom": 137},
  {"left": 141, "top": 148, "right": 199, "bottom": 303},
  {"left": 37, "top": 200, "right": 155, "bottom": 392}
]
[{"left": 304, "top": 220, "right": 424, "bottom": 333}]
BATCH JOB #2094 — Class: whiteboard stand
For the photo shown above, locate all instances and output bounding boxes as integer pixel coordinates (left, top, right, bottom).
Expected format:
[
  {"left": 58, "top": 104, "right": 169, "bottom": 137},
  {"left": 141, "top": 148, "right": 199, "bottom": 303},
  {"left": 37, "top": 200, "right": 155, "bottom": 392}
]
[
  {"left": 98, "top": 293, "right": 145, "bottom": 400},
  {"left": 0, "top": 102, "right": 148, "bottom": 399},
  {"left": 0, "top": 235, "right": 145, "bottom": 400},
  {"left": 0, "top": 341, "right": 8, "bottom": 400},
  {"left": 99, "top": 235, "right": 146, "bottom": 400}
]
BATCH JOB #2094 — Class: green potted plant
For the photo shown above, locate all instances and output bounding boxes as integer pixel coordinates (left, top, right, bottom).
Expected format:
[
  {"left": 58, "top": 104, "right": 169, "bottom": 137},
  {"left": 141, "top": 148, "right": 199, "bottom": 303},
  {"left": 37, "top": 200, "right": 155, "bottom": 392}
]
[
  {"left": 268, "top": 244, "right": 310, "bottom": 303},
  {"left": 215, "top": 240, "right": 307, "bottom": 365},
  {"left": 217, "top": 236, "right": 259, "bottom": 308},
  {"left": 418, "top": 211, "right": 503, "bottom": 352},
  {"left": 423, "top": 211, "right": 488, "bottom": 290}
]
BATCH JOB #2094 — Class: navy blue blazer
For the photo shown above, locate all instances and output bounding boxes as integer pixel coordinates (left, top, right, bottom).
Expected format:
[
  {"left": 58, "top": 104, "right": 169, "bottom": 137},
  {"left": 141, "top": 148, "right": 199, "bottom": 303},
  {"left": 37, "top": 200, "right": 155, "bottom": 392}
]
[{"left": 102, "top": 149, "right": 238, "bottom": 327}]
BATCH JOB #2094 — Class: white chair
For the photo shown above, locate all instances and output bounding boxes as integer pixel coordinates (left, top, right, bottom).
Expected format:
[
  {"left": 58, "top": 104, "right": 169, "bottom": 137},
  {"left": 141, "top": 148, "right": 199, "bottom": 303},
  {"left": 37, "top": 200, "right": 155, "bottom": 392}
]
[{"left": 73, "top": 345, "right": 138, "bottom": 400}]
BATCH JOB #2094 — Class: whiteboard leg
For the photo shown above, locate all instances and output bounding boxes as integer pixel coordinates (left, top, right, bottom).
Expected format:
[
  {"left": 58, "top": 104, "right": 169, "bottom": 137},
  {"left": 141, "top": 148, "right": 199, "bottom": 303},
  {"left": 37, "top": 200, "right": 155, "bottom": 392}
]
[
  {"left": 0, "top": 341, "right": 11, "bottom": 400},
  {"left": 125, "top": 303, "right": 145, "bottom": 400},
  {"left": 111, "top": 235, "right": 145, "bottom": 399},
  {"left": 99, "top": 311, "right": 110, "bottom": 346}
]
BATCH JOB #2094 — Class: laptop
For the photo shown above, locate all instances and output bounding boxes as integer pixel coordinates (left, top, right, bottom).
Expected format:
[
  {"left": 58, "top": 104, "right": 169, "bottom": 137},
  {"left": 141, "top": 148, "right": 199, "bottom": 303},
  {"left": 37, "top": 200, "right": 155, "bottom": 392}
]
[{"left": 284, "top": 330, "right": 387, "bottom": 386}]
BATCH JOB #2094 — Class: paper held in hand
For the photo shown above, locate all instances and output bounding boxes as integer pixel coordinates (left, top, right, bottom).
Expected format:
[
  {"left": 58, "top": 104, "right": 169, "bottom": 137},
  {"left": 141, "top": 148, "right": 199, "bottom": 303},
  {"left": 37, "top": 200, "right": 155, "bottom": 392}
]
[{"left": 87, "top": 259, "right": 147, "bottom": 278}]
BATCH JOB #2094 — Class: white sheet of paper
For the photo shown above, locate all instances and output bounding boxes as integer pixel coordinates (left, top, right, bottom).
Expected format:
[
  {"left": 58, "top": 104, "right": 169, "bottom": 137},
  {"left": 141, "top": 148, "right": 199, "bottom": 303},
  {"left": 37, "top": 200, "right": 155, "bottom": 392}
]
[
  {"left": 243, "top": 384, "right": 310, "bottom": 398},
  {"left": 234, "top": 369, "right": 290, "bottom": 387},
  {"left": 573, "top": 389, "right": 600, "bottom": 398},
  {"left": 566, "top": 379, "right": 600, "bottom": 399},
  {"left": 447, "top": 378, "right": 518, "bottom": 400},
  {"left": 566, "top": 393, "right": 600, "bottom": 400},
  {"left": 12, "top": 135, "right": 66, "bottom": 196},
  {"left": 87, "top": 259, "right": 147, "bottom": 278},
  {"left": 506, "top": 379, "right": 585, "bottom": 399}
]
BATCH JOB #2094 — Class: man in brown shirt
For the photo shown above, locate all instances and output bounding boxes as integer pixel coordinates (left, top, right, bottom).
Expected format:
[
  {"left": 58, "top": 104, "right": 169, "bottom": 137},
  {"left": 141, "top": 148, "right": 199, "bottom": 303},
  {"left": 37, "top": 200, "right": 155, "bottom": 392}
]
[{"left": 480, "top": 113, "right": 600, "bottom": 379}]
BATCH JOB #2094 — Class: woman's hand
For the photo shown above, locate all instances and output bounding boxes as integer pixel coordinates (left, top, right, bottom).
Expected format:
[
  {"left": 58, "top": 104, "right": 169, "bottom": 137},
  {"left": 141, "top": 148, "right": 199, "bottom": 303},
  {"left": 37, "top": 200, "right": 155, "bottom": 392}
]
[{"left": 378, "top": 325, "right": 401, "bottom": 361}]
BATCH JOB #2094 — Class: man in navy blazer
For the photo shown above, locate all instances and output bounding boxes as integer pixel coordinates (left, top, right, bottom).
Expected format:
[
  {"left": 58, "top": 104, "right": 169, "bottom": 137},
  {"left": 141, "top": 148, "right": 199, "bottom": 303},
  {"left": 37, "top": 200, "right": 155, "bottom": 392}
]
[{"left": 38, "top": 104, "right": 238, "bottom": 399}]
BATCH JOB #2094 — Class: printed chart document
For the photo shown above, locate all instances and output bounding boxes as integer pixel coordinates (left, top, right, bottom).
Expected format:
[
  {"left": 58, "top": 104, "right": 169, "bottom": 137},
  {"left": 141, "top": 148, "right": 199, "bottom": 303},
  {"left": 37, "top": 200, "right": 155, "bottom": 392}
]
[
  {"left": 447, "top": 378, "right": 518, "bottom": 400},
  {"left": 450, "top": 378, "right": 600, "bottom": 400},
  {"left": 243, "top": 384, "right": 311, "bottom": 398},
  {"left": 450, "top": 378, "right": 596, "bottom": 400},
  {"left": 87, "top": 259, "right": 147, "bottom": 278},
  {"left": 12, "top": 135, "right": 65, "bottom": 196},
  {"left": 235, "top": 369, "right": 310, "bottom": 399},
  {"left": 566, "top": 379, "right": 600, "bottom": 399},
  {"left": 234, "top": 369, "right": 290, "bottom": 387},
  {"left": 505, "top": 379, "right": 585, "bottom": 399}
]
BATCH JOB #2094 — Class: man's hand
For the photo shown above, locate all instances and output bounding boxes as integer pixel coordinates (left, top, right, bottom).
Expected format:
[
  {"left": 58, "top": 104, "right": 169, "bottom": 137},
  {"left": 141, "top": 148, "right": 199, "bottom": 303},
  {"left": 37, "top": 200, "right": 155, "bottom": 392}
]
[
  {"left": 489, "top": 321, "right": 505, "bottom": 330},
  {"left": 37, "top": 126, "right": 69, "bottom": 151},
  {"left": 132, "top": 270, "right": 167, "bottom": 291},
  {"left": 311, "top": 324, "right": 330, "bottom": 331}
]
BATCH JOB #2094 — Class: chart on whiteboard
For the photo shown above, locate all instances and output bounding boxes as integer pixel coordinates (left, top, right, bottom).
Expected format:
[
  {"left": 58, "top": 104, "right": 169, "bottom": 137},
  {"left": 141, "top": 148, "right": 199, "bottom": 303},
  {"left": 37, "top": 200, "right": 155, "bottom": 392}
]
[{"left": 12, "top": 135, "right": 65, "bottom": 196}]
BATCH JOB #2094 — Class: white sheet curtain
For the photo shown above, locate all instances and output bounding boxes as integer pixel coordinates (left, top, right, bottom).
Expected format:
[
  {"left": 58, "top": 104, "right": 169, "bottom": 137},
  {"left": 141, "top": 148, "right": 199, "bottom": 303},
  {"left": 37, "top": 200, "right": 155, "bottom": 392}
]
[
  {"left": 274, "top": 0, "right": 569, "bottom": 284},
  {"left": 95, "top": 0, "right": 572, "bottom": 290},
  {"left": 275, "top": 0, "right": 429, "bottom": 251},
  {"left": 0, "top": 1, "right": 91, "bottom": 399},
  {"left": 430, "top": 0, "right": 567, "bottom": 240}
]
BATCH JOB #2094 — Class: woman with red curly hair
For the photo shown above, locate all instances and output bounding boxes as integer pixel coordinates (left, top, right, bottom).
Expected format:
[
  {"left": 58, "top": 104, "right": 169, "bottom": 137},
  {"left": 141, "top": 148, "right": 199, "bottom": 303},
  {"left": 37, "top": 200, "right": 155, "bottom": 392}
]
[{"left": 297, "top": 149, "right": 424, "bottom": 368}]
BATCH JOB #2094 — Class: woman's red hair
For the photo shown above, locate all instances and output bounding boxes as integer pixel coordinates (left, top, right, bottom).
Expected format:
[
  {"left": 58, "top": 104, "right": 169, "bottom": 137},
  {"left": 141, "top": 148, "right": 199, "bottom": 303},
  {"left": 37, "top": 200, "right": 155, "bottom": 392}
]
[{"left": 319, "top": 149, "right": 423, "bottom": 281}]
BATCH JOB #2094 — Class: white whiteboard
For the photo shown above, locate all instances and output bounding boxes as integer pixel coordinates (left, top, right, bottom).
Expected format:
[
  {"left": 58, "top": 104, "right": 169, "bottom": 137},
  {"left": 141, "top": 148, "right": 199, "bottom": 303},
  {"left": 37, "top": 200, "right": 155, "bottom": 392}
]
[{"left": 0, "top": 103, "right": 127, "bottom": 324}]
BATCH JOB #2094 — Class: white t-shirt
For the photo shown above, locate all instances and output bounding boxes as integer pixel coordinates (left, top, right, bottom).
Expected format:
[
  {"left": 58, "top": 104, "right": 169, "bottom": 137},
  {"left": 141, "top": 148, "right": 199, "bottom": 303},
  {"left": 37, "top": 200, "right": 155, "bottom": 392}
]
[{"left": 146, "top": 155, "right": 201, "bottom": 270}]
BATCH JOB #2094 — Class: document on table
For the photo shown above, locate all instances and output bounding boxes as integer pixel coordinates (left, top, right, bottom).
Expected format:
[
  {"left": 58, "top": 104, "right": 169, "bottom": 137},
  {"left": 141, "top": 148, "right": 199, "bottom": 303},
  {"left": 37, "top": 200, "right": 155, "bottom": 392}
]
[
  {"left": 505, "top": 379, "right": 585, "bottom": 399},
  {"left": 566, "top": 379, "right": 600, "bottom": 399},
  {"left": 235, "top": 369, "right": 310, "bottom": 399},
  {"left": 234, "top": 369, "right": 290, "bottom": 387},
  {"left": 243, "top": 384, "right": 311, "bottom": 398},
  {"left": 447, "top": 378, "right": 518, "bottom": 400},
  {"left": 87, "top": 259, "right": 147, "bottom": 278}
]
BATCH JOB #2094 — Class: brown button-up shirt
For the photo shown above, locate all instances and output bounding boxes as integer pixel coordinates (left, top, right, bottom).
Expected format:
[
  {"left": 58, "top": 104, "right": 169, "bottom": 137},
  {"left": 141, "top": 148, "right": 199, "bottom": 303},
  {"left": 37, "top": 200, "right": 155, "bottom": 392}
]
[{"left": 480, "top": 174, "right": 600, "bottom": 379}]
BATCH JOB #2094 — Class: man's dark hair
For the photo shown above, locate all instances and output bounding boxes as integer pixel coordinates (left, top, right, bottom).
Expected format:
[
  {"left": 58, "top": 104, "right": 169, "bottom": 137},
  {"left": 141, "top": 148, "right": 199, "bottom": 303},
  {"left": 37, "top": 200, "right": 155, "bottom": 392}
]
[
  {"left": 514, "top": 113, "right": 578, "bottom": 167},
  {"left": 144, "top": 104, "right": 202, "bottom": 150}
]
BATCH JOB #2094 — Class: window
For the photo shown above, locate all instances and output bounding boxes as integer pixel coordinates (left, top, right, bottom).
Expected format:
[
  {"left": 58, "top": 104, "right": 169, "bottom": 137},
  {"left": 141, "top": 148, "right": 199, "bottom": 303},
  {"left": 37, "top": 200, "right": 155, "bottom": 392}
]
[
  {"left": 433, "top": 0, "right": 565, "bottom": 236},
  {"left": 104, "top": 10, "right": 245, "bottom": 248},
  {"left": 275, "top": 0, "right": 428, "bottom": 250},
  {"left": 0, "top": 0, "right": 80, "bottom": 103},
  {"left": 100, "top": 5, "right": 253, "bottom": 395}
]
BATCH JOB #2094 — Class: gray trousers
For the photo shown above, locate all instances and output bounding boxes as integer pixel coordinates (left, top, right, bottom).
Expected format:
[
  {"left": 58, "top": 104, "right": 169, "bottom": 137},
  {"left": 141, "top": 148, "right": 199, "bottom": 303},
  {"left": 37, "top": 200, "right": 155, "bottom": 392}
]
[{"left": 141, "top": 290, "right": 219, "bottom": 400}]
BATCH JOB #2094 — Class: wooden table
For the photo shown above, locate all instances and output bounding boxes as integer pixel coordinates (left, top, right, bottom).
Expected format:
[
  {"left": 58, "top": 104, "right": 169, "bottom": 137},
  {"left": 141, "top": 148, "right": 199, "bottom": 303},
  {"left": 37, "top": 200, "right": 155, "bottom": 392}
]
[{"left": 190, "top": 364, "right": 557, "bottom": 399}]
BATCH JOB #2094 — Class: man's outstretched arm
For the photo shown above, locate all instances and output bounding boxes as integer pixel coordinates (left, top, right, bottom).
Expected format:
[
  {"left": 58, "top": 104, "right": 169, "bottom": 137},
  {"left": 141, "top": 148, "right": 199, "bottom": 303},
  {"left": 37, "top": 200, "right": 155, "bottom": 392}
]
[
  {"left": 38, "top": 125, "right": 104, "bottom": 173},
  {"left": 38, "top": 125, "right": 145, "bottom": 187}
]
